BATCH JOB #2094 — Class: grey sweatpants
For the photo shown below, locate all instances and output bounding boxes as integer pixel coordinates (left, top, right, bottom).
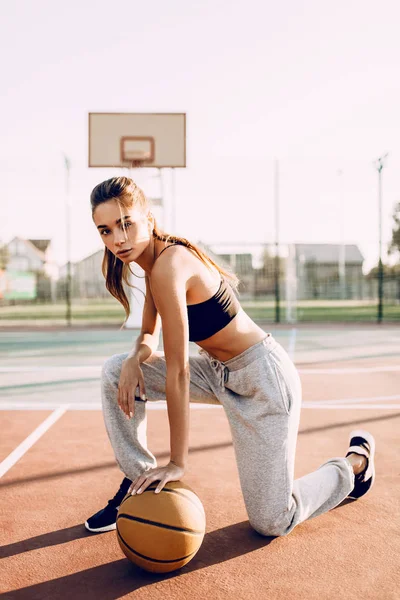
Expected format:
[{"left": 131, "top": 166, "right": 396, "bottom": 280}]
[{"left": 101, "top": 334, "right": 355, "bottom": 537}]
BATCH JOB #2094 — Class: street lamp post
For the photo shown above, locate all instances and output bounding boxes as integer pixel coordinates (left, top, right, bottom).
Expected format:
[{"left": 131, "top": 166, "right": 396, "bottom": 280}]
[
  {"left": 63, "top": 155, "right": 72, "bottom": 327},
  {"left": 274, "top": 158, "right": 280, "bottom": 323},
  {"left": 373, "top": 153, "right": 388, "bottom": 324},
  {"left": 337, "top": 169, "right": 346, "bottom": 299}
]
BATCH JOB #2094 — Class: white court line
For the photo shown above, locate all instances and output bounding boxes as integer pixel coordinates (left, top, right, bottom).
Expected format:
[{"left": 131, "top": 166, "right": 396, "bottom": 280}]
[
  {"left": 2, "top": 364, "right": 400, "bottom": 374},
  {"left": 0, "top": 366, "right": 101, "bottom": 372},
  {"left": 0, "top": 402, "right": 102, "bottom": 410},
  {"left": 310, "top": 394, "right": 400, "bottom": 405},
  {"left": 0, "top": 405, "right": 69, "bottom": 478},
  {"left": 0, "top": 401, "right": 400, "bottom": 411},
  {"left": 302, "top": 403, "right": 400, "bottom": 409},
  {"left": 299, "top": 366, "right": 400, "bottom": 374},
  {"left": 0, "top": 401, "right": 221, "bottom": 411}
]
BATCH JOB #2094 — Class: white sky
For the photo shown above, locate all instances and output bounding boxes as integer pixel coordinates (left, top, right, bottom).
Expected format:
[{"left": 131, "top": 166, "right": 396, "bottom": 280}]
[{"left": 1, "top": 0, "right": 400, "bottom": 271}]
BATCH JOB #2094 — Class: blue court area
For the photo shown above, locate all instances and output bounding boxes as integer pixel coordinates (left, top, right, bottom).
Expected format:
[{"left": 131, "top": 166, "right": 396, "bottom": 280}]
[{"left": 1, "top": 325, "right": 400, "bottom": 411}]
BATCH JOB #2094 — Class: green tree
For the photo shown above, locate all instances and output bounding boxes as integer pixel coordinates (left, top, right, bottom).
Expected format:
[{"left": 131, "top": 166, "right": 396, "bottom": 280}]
[
  {"left": 389, "top": 201, "right": 400, "bottom": 257},
  {"left": 365, "top": 204, "right": 400, "bottom": 302},
  {"left": 388, "top": 201, "right": 400, "bottom": 301},
  {"left": 0, "top": 244, "right": 9, "bottom": 270},
  {"left": 366, "top": 264, "right": 399, "bottom": 279}
]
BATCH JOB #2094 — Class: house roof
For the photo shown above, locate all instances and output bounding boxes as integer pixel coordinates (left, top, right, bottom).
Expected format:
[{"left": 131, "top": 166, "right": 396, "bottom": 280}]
[
  {"left": 29, "top": 239, "right": 51, "bottom": 253},
  {"left": 8, "top": 236, "right": 47, "bottom": 261},
  {"left": 295, "top": 244, "right": 364, "bottom": 264}
]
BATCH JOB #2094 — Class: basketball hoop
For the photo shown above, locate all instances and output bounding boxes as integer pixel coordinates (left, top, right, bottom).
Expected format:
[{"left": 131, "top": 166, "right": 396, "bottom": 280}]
[
  {"left": 120, "top": 136, "right": 155, "bottom": 168},
  {"left": 129, "top": 159, "right": 145, "bottom": 169}
]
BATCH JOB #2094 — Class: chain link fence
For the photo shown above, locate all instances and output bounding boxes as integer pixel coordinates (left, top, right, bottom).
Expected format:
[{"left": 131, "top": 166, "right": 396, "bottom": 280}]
[{"left": 1, "top": 241, "right": 399, "bottom": 326}]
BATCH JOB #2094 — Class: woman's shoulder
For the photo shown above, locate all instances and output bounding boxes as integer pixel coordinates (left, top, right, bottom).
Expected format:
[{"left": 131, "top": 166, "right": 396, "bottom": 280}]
[
  {"left": 151, "top": 244, "right": 194, "bottom": 282},
  {"left": 151, "top": 243, "right": 220, "bottom": 290}
]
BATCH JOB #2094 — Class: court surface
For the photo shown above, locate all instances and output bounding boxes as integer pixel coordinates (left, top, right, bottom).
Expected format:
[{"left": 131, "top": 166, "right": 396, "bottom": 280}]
[{"left": 1, "top": 324, "right": 399, "bottom": 599}]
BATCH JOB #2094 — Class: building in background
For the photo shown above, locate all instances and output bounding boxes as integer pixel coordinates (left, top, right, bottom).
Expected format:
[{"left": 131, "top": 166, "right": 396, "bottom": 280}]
[
  {"left": 4, "top": 237, "right": 59, "bottom": 301},
  {"left": 295, "top": 244, "right": 364, "bottom": 300},
  {"left": 71, "top": 249, "right": 108, "bottom": 299},
  {"left": 60, "top": 248, "right": 135, "bottom": 301},
  {"left": 210, "top": 242, "right": 365, "bottom": 300}
]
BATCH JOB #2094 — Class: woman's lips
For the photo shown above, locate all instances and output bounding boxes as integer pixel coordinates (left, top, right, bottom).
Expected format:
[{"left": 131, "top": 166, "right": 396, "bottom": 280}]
[{"left": 117, "top": 249, "right": 132, "bottom": 256}]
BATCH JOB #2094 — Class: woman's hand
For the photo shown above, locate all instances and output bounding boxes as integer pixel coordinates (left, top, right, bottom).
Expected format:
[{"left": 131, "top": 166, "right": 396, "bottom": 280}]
[
  {"left": 128, "top": 461, "right": 185, "bottom": 495},
  {"left": 118, "top": 356, "right": 146, "bottom": 419}
]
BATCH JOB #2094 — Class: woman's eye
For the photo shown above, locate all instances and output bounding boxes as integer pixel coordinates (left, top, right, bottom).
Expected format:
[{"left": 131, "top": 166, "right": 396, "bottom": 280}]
[{"left": 99, "top": 222, "right": 131, "bottom": 236}]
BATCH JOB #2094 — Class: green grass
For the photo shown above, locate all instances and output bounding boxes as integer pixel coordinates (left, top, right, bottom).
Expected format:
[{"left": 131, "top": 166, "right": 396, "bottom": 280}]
[
  {"left": 0, "top": 298, "right": 399, "bottom": 325},
  {"left": 0, "top": 300, "right": 125, "bottom": 325},
  {"left": 244, "top": 303, "right": 400, "bottom": 321}
]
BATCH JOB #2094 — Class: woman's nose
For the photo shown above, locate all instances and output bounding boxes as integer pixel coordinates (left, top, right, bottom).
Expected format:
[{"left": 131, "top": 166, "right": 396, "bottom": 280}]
[{"left": 115, "top": 230, "right": 127, "bottom": 245}]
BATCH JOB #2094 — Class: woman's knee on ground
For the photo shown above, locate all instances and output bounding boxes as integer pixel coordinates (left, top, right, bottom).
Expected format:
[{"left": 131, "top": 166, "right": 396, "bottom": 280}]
[{"left": 249, "top": 511, "right": 291, "bottom": 538}]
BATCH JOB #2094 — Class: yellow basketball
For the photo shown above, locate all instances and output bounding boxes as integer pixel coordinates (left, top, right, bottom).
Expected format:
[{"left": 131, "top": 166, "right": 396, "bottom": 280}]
[{"left": 116, "top": 480, "right": 206, "bottom": 573}]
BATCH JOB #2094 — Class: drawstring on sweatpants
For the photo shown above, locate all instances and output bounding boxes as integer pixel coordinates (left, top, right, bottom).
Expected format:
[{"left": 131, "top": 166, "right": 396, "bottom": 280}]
[{"left": 199, "top": 349, "right": 229, "bottom": 389}]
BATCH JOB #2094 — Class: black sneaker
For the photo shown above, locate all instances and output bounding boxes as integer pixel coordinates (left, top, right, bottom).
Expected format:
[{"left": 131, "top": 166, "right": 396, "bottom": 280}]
[
  {"left": 345, "top": 429, "right": 376, "bottom": 500},
  {"left": 85, "top": 476, "right": 132, "bottom": 533}
]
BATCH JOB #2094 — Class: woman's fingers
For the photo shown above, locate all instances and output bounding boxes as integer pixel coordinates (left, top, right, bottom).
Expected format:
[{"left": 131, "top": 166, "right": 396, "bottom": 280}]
[
  {"left": 119, "top": 390, "right": 128, "bottom": 416},
  {"left": 127, "top": 477, "right": 141, "bottom": 495},
  {"left": 118, "top": 381, "right": 140, "bottom": 417},
  {"left": 128, "top": 474, "right": 145, "bottom": 493},
  {"left": 128, "top": 468, "right": 173, "bottom": 496},
  {"left": 136, "top": 475, "right": 160, "bottom": 495},
  {"left": 130, "top": 472, "right": 161, "bottom": 495},
  {"left": 129, "top": 476, "right": 146, "bottom": 495},
  {"left": 138, "top": 374, "right": 147, "bottom": 402},
  {"left": 155, "top": 477, "right": 169, "bottom": 494},
  {"left": 127, "top": 390, "right": 135, "bottom": 418},
  {"left": 118, "top": 388, "right": 130, "bottom": 418}
]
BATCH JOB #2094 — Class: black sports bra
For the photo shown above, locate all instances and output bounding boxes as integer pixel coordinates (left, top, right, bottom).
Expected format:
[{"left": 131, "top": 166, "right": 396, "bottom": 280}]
[{"left": 156, "top": 243, "right": 240, "bottom": 342}]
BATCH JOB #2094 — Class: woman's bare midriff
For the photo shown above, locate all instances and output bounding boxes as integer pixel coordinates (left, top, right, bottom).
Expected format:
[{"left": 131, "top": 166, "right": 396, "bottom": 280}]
[
  {"left": 151, "top": 244, "right": 268, "bottom": 362},
  {"left": 195, "top": 308, "right": 268, "bottom": 362},
  {"left": 183, "top": 253, "right": 268, "bottom": 362}
]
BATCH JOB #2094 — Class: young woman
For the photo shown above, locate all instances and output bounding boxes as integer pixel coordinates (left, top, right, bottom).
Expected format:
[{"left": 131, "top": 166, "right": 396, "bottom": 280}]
[{"left": 85, "top": 176, "right": 376, "bottom": 536}]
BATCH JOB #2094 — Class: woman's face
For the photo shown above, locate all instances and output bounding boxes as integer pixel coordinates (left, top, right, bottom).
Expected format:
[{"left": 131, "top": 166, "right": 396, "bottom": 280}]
[{"left": 93, "top": 199, "right": 151, "bottom": 263}]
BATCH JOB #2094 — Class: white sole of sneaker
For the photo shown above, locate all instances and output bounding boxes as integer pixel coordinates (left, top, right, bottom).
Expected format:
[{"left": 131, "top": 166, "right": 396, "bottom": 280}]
[
  {"left": 347, "top": 429, "right": 376, "bottom": 499},
  {"left": 84, "top": 521, "right": 117, "bottom": 533}
]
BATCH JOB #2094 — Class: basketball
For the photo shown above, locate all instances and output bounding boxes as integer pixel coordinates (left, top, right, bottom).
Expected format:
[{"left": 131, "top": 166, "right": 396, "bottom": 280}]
[{"left": 116, "top": 480, "right": 206, "bottom": 573}]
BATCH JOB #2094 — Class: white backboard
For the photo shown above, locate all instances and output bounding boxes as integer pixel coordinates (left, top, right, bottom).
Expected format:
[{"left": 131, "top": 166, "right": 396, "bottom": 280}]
[{"left": 88, "top": 113, "right": 186, "bottom": 168}]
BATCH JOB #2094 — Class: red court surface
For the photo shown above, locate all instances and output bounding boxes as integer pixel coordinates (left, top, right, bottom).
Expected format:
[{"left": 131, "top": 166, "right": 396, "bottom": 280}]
[{"left": 1, "top": 327, "right": 400, "bottom": 599}]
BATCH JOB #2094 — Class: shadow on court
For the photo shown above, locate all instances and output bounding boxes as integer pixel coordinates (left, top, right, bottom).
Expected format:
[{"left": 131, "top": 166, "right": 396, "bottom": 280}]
[
  {"left": 1, "top": 524, "right": 90, "bottom": 560},
  {"left": 3, "top": 522, "right": 277, "bottom": 599},
  {"left": 2, "top": 496, "right": 358, "bottom": 563}
]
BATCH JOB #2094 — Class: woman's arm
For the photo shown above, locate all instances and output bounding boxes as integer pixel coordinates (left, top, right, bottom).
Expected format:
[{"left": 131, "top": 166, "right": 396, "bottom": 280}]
[
  {"left": 150, "top": 251, "right": 191, "bottom": 468},
  {"left": 118, "top": 276, "right": 161, "bottom": 413},
  {"left": 165, "top": 365, "right": 190, "bottom": 469},
  {"left": 126, "top": 275, "right": 162, "bottom": 364},
  {"left": 127, "top": 248, "right": 191, "bottom": 495}
]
